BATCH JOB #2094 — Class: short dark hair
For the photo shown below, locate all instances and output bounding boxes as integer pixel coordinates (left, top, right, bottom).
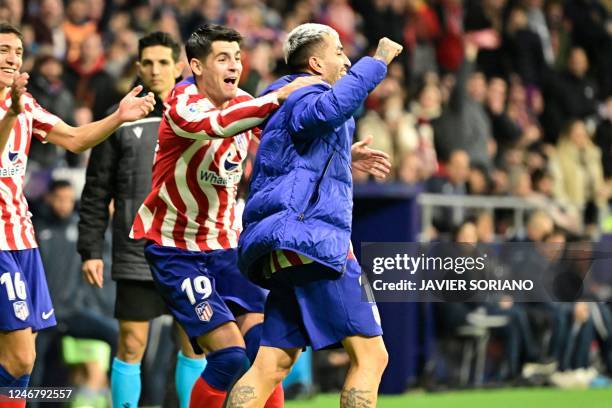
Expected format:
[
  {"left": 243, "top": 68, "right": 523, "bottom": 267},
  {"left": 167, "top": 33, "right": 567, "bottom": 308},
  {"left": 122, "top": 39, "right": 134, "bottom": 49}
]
[
  {"left": 0, "top": 22, "right": 23, "bottom": 44},
  {"left": 185, "top": 23, "right": 242, "bottom": 62},
  {"left": 48, "top": 179, "right": 73, "bottom": 193},
  {"left": 286, "top": 40, "right": 325, "bottom": 72},
  {"left": 138, "top": 31, "right": 181, "bottom": 62}
]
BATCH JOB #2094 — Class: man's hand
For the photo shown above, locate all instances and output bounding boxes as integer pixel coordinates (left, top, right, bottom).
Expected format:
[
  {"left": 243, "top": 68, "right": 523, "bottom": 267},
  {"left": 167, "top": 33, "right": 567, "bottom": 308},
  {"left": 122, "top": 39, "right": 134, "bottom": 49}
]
[
  {"left": 9, "top": 72, "right": 28, "bottom": 116},
  {"left": 82, "top": 259, "right": 104, "bottom": 288},
  {"left": 351, "top": 134, "right": 392, "bottom": 180},
  {"left": 276, "top": 76, "right": 324, "bottom": 102},
  {"left": 117, "top": 85, "right": 156, "bottom": 123},
  {"left": 373, "top": 38, "right": 403, "bottom": 65}
]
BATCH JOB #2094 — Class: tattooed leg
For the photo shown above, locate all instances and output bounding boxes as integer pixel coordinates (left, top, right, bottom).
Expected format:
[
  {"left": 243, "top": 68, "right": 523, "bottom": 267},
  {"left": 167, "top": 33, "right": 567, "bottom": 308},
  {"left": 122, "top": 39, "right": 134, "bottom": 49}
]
[
  {"left": 340, "top": 335, "right": 388, "bottom": 408},
  {"left": 225, "top": 346, "right": 301, "bottom": 408},
  {"left": 340, "top": 387, "right": 374, "bottom": 408},
  {"left": 227, "top": 386, "right": 257, "bottom": 408}
]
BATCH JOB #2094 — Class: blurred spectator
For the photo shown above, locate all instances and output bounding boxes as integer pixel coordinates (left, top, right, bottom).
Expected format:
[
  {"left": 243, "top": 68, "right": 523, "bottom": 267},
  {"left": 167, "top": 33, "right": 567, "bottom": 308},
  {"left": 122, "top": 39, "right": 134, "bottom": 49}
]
[
  {"left": 352, "top": 0, "right": 405, "bottom": 52},
  {"left": 404, "top": 0, "right": 441, "bottom": 80},
  {"left": 397, "top": 151, "right": 425, "bottom": 186},
  {"left": 427, "top": 149, "right": 470, "bottom": 232},
  {"left": 505, "top": 79, "right": 543, "bottom": 147},
  {"left": 557, "top": 47, "right": 599, "bottom": 120},
  {"left": 29, "top": 54, "right": 75, "bottom": 124},
  {"left": 525, "top": 0, "right": 554, "bottom": 66},
  {"left": 0, "top": 0, "right": 23, "bottom": 26},
  {"left": 475, "top": 210, "right": 496, "bottom": 243},
  {"left": 241, "top": 40, "right": 276, "bottom": 97},
  {"left": 29, "top": 0, "right": 67, "bottom": 59},
  {"left": 564, "top": 0, "right": 612, "bottom": 96},
  {"left": 503, "top": 6, "right": 546, "bottom": 86},
  {"left": 544, "top": 0, "right": 571, "bottom": 70},
  {"left": 486, "top": 77, "right": 523, "bottom": 156},
  {"left": 433, "top": 42, "right": 494, "bottom": 169},
  {"left": 28, "top": 54, "right": 76, "bottom": 168},
  {"left": 434, "top": 0, "right": 465, "bottom": 73},
  {"left": 549, "top": 119, "right": 607, "bottom": 227},
  {"left": 180, "top": 0, "right": 226, "bottom": 39},
  {"left": 463, "top": 0, "right": 505, "bottom": 77},
  {"left": 62, "top": 0, "right": 98, "bottom": 63},
  {"left": 427, "top": 149, "right": 470, "bottom": 195},
  {"left": 594, "top": 97, "right": 612, "bottom": 180},
  {"left": 64, "top": 33, "right": 120, "bottom": 120},
  {"left": 467, "top": 164, "right": 491, "bottom": 195},
  {"left": 105, "top": 28, "right": 139, "bottom": 79}
]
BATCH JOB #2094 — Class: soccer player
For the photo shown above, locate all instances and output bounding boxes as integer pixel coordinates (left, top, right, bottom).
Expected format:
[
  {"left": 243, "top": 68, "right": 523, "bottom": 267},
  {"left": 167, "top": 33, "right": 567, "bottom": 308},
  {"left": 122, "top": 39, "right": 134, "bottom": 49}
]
[
  {"left": 0, "top": 22, "right": 155, "bottom": 405},
  {"left": 130, "top": 24, "right": 323, "bottom": 408},
  {"left": 132, "top": 23, "right": 389, "bottom": 407},
  {"left": 226, "top": 24, "right": 403, "bottom": 408},
  {"left": 77, "top": 32, "right": 206, "bottom": 408}
]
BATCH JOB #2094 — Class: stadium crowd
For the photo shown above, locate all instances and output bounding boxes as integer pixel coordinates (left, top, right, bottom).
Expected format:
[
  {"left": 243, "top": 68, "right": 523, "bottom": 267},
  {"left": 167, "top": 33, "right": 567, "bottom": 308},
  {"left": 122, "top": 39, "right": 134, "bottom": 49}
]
[{"left": 3, "top": 0, "right": 612, "bottom": 404}]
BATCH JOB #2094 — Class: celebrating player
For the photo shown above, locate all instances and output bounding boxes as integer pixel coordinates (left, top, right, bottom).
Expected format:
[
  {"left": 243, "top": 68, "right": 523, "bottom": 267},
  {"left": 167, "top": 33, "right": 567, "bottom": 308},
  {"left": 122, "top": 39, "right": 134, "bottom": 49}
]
[
  {"left": 77, "top": 31, "right": 206, "bottom": 408},
  {"left": 130, "top": 23, "right": 322, "bottom": 408},
  {"left": 226, "top": 24, "right": 402, "bottom": 407},
  {"left": 0, "top": 22, "right": 155, "bottom": 406}
]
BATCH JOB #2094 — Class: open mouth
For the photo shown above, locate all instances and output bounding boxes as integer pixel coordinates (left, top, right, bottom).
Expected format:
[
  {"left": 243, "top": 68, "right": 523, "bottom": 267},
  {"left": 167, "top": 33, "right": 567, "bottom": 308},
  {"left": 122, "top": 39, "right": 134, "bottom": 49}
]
[
  {"left": 224, "top": 77, "right": 238, "bottom": 85},
  {"left": 0, "top": 68, "right": 15, "bottom": 75}
]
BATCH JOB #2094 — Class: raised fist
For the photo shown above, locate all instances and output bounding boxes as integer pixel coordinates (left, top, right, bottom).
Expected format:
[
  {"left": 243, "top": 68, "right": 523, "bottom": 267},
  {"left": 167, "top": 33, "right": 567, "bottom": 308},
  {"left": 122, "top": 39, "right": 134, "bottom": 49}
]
[{"left": 373, "top": 38, "right": 403, "bottom": 65}]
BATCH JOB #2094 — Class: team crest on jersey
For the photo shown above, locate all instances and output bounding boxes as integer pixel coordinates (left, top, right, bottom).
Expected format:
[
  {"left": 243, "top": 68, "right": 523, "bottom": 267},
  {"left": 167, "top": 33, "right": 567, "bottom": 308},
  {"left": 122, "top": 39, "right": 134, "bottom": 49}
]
[
  {"left": 195, "top": 301, "right": 213, "bottom": 322},
  {"left": 13, "top": 301, "right": 29, "bottom": 321},
  {"left": 188, "top": 99, "right": 208, "bottom": 114}
]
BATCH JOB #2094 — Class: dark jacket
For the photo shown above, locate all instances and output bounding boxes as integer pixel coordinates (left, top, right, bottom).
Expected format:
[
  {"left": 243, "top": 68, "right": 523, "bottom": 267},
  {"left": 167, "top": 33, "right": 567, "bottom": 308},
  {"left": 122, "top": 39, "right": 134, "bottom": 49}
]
[
  {"left": 432, "top": 59, "right": 492, "bottom": 169},
  {"left": 238, "top": 57, "right": 387, "bottom": 287},
  {"left": 77, "top": 92, "right": 163, "bottom": 281}
]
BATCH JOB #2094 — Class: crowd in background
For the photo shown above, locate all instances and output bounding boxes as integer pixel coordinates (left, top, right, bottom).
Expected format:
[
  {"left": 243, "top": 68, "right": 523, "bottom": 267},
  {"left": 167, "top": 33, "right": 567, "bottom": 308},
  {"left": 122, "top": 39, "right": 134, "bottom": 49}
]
[
  {"left": 5, "top": 0, "right": 612, "bottom": 400},
  {"left": 6, "top": 0, "right": 609, "bottom": 235}
]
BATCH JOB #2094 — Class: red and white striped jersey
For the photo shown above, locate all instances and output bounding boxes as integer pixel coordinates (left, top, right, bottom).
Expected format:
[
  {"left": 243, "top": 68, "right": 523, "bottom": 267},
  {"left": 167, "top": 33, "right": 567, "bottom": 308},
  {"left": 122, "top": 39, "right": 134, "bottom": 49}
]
[
  {"left": 131, "top": 77, "right": 279, "bottom": 251},
  {"left": 0, "top": 92, "right": 61, "bottom": 250}
]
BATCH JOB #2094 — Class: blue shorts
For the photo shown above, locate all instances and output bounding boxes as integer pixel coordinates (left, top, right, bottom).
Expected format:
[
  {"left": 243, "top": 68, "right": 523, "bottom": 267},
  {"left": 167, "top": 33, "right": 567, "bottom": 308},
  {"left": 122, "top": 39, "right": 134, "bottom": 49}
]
[
  {"left": 0, "top": 249, "right": 56, "bottom": 331},
  {"left": 144, "top": 244, "right": 267, "bottom": 353},
  {"left": 261, "top": 258, "right": 383, "bottom": 351}
]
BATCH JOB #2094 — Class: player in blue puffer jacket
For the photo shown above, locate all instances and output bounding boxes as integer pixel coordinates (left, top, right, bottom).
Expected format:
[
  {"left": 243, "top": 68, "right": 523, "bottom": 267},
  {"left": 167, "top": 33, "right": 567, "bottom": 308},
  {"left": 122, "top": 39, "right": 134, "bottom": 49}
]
[{"left": 229, "top": 24, "right": 402, "bottom": 407}]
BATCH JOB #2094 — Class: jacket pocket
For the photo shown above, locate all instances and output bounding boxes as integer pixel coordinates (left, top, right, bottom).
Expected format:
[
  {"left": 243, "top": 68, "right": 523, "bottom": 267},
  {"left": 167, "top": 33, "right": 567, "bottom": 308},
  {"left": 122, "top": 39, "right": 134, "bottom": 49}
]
[{"left": 298, "top": 152, "right": 336, "bottom": 221}]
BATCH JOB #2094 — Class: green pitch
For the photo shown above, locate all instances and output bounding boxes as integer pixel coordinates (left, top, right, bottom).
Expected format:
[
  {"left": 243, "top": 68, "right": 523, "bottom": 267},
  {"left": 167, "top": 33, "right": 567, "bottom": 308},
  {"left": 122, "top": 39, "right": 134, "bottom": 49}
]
[{"left": 286, "top": 388, "right": 612, "bottom": 408}]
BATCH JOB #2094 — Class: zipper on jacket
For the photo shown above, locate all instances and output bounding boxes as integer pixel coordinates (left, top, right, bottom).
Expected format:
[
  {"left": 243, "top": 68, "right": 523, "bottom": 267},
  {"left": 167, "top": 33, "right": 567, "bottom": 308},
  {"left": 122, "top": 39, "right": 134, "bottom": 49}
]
[{"left": 298, "top": 152, "right": 336, "bottom": 221}]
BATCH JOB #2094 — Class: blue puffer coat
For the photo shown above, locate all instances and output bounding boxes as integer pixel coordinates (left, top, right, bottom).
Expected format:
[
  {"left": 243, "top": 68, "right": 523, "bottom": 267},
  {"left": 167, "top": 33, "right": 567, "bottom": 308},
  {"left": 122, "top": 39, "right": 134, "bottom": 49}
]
[{"left": 238, "top": 57, "right": 387, "bottom": 287}]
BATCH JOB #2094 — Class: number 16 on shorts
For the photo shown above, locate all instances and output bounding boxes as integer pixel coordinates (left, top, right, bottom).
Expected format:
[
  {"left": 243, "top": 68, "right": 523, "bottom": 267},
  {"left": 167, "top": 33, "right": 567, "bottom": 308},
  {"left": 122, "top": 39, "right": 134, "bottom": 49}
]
[
  {"left": 1, "top": 272, "right": 29, "bottom": 321},
  {"left": 181, "top": 276, "right": 214, "bottom": 322}
]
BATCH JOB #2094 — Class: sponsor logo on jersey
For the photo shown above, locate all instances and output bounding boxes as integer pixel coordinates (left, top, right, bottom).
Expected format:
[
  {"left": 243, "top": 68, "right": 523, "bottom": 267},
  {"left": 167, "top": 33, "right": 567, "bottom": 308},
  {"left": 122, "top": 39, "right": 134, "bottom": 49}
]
[
  {"left": 195, "top": 301, "right": 213, "bottom": 322},
  {"left": 0, "top": 150, "right": 25, "bottom": 177},
  {"left": 200, "top": 170, "right": 242, "bottom": 186},
  {"left": 224, "top": 157, "right": 240, "bottom": 172},
  {"left": 13, "top": 301, "right": 29, "bottom": 321}
]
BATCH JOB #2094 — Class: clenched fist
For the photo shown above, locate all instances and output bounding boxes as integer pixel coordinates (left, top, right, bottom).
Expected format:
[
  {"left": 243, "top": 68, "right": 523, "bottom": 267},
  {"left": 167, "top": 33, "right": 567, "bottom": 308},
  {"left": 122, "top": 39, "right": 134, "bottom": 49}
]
[{"left": 373, "top": 38, "right": 403, "bottom": 65}]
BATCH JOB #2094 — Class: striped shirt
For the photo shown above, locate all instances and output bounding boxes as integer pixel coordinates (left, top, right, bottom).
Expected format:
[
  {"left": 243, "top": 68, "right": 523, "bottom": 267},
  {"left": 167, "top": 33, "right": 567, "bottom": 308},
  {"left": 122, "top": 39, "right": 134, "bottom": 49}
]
[
  {"left": 267, "top": 244, "right": 357, "bottom": 275},
  {"left": 131, "top": 78, "right": 279, "bottom": 251},
  {"left": 0, "top": 92, "right": 61, "bottom": 250}
]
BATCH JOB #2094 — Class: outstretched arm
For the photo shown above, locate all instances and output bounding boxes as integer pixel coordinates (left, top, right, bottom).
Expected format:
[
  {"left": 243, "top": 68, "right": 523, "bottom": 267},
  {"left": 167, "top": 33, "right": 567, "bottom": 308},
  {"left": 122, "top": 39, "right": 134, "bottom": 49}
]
[
  {"left": 45, "top": 85, "right": 156, "bottom": 153},
  {"left": 288, "top": 38, "right": 402, "bottom": 135},
  {"left": 166, "top": 76, "right": 322, "bottom": 140}
]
